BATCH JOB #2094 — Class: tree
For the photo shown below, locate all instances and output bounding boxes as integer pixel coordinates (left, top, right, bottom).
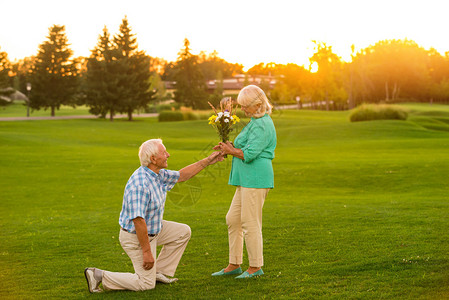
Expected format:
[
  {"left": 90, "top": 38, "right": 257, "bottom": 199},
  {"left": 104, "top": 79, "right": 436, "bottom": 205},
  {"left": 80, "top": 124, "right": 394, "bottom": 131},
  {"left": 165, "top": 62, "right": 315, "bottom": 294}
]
[
  {"left": 113, "top": 16, "right": 154, "bottom": 120},
  {"left": 172, "top": 38, "right": 208, "bottom": 109},
  {"left": 11, "top": 57, "right": 34, "bottom": 96},
  {"left": 198, "top": 50, "right": 243, "bottom": 80},
  {"left": 84, "top": 17, "right": 154, "bottom": 121},
  {"left": 29, "top": 25, "right": 79, "bottom": 116},
  {"left": 208, "top": 70, "right": 224, "bottom": 107},
  {"left": 149, "top": 72, "right": 169, "bottom": 102},
  {"left": 309, "top": 41, "right": 346, "bottom": 110},
  {"left": 351, "top": 39, "right": 430, "bottom": 104},
  {"left": 84, "top": 26, "right": 121, "bottom": 120},
  {"left": 270, "top": 63, "right": 314, "bottom": 105},
  {"left": 0, "top": 46, "right": 13, "bottom": 105}
]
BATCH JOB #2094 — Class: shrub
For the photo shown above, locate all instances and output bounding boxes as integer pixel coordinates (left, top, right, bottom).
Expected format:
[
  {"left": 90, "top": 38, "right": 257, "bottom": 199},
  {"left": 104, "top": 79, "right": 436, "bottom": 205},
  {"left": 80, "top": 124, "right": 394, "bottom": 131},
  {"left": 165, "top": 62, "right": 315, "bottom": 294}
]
[
  {"left": 158, "top": 110, "right": 184, "bottom": 122},
  {"left": 182, "top": 111, "right": 200, "bottom": 121},
  {"left": 350, "top": 104, "right": 408, "bottom": 122},
  {"left": 156, "top": 103, "right": 180, "bottom": 112}
]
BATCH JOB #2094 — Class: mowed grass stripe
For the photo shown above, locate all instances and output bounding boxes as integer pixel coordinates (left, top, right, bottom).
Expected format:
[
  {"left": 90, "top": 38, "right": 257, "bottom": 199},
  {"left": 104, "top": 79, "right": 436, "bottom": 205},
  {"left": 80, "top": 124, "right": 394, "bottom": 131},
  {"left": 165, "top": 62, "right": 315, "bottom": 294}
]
[{"left": 1, "top": 104, "right": 448, "bottom": 299}]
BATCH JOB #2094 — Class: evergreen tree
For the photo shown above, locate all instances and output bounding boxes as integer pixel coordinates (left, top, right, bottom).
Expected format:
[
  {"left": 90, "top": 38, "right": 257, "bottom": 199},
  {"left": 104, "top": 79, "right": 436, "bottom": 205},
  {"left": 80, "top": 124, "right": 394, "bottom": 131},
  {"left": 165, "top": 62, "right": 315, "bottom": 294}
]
[
  {"left": 173, "top": 38, "right": 208, "bottom": 109},
  {"left": 113, "top": 16, "right": 154, "bottom": 121},
  {"left": 29, "top": 25, "right": 79, "bottom": 116},
  {"left": 84, "top": 26, "right": 122, "bottom": 120},
  {"left": 84, "top": 17, "right": 154, "bottom": 121}
]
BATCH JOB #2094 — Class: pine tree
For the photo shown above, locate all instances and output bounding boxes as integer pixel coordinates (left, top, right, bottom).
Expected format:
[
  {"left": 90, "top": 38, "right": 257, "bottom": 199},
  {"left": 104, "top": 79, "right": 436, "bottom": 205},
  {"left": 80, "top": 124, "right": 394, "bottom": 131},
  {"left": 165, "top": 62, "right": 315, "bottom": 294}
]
[
  {"left": 30, "top": 25, "right": 79, "bottom": 116},
  {"left": 84, "top": 26, "right": 122, "bottom": 120},
  {"left": 84, "top": 17, "right": 154, "bottom": 121},
  {"left": 113, "top": 16, "right": 154, "bottom": 121},
  {"left": 173, "top": 38, "right": 208, "bottom": 109}
]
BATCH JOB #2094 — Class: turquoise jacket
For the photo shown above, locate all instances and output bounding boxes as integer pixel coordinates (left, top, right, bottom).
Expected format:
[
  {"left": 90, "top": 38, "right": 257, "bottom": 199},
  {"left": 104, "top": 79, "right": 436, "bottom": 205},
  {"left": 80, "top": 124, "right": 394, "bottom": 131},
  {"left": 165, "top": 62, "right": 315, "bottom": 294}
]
[{"left": 229, "top": 114, "right": 277, "bottom": 188}]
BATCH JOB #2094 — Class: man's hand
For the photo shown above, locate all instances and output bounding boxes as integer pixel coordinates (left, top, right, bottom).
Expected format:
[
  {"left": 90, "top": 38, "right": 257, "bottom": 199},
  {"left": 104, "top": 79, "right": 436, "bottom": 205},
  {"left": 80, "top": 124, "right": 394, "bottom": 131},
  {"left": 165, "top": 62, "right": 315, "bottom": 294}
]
[
  {"left": 207, "top": 151, "right": 225, "bottom": 165},
  {"left": 133, "top": 217, "right": 155, "bottom": 270},
  {"left": 142, "top": 248, "right": 155, "bottom": 270},
  {"left": 178, "top": 151, "right": 224, "bottom": 182},
  {"left": 214, "top": 142, "right": 244, "bottom": 160}
]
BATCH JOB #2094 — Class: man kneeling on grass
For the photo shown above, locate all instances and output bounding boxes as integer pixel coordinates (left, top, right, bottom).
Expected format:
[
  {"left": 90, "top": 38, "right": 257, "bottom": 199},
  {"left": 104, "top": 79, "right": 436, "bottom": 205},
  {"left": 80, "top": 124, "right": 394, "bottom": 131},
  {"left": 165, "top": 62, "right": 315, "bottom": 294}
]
[{"left": 84, "top": 139, "right": 223, "bottom": 293}]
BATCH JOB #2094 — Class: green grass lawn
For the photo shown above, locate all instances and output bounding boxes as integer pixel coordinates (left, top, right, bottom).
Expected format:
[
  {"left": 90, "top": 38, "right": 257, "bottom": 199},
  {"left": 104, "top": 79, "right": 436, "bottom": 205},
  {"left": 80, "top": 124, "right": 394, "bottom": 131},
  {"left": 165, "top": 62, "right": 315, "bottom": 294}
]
[
  {"left": 0, "top": 102, "right": 92, "bottom": 117},
  {"left": 1, "top": 104, "right": 448, "bottom": 299}
]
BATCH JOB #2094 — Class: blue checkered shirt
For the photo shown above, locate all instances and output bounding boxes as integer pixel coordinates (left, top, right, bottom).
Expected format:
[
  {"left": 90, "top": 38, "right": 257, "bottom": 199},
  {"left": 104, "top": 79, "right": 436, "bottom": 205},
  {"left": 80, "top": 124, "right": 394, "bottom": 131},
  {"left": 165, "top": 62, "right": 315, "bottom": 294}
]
[{"left": 119, "top": 166, "right": 180, "bottom": 234}]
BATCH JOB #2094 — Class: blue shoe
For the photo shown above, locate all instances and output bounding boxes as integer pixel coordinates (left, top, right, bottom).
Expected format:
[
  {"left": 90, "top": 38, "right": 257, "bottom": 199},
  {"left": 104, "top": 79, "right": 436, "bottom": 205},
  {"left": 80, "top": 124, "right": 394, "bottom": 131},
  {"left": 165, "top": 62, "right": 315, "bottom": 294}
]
[
  {"left": 211, "top": 267, "right": 243, "bottom": 276},
  {"left": 235, "top": 269, "right": 264, "bottom": 279}
]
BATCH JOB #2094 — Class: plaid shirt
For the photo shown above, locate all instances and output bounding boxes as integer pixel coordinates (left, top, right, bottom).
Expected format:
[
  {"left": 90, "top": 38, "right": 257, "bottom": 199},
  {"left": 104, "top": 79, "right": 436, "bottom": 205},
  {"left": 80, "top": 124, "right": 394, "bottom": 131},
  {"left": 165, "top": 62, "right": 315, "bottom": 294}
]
[{"left": 119, "top": 166, "right": 180, "bottom": 234}]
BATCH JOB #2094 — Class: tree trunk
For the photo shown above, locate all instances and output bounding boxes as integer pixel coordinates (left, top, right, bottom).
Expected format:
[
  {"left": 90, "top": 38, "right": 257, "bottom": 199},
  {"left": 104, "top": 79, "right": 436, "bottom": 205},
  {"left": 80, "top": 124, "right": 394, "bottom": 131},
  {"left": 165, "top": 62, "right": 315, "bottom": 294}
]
[
  {"left": 51, "top": 106, "right": 55, "bottom": 117},
  {"left": 348, "top": 64, "right": 355, "bottom": 109},
  {"left": 325, "top": 90, "right": 329, "bottom": 111},
  {"left": 392, "top": 82, "right": 398, "bottom": 100},
  {"left": 385, "top": 81, "right": 389, "bottom": 101},
  {"left": 110, "top": 109, "right": 114, "bottom": 121},
  {"left": 128, "top": 109, "right": 133, "bottom": 121}
]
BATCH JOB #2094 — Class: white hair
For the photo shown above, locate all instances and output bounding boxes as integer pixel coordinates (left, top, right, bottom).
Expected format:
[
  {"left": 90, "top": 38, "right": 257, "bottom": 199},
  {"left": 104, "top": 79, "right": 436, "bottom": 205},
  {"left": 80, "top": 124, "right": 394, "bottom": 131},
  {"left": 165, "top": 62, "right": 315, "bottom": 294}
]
[
  {"left": 237, "top": 85, "right": 273, "bottom": 117},
  {"left": 138, "top": 139, "right": 163, "bottom": 166}
]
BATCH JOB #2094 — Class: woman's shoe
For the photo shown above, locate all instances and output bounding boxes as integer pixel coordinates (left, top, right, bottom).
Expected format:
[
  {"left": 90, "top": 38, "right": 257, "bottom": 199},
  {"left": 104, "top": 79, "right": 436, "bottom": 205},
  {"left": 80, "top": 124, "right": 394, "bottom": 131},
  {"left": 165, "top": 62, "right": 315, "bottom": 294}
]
[
  {"left": 235, "top": 269, "right": 264, "bottom": 279},
  {"left": 211, "top": 267, "right": 243, "bottom": 276}
]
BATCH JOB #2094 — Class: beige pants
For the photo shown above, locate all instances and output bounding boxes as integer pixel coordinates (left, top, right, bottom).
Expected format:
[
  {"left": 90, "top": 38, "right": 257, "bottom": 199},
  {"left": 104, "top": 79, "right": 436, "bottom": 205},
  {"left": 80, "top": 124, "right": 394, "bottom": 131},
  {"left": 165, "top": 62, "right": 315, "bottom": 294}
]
[
  {"left": 102, "top": 220, "right": 191, "bottom": 291},
  {"left": 226, "top": 187, "right": 269, "bottom": 268}
]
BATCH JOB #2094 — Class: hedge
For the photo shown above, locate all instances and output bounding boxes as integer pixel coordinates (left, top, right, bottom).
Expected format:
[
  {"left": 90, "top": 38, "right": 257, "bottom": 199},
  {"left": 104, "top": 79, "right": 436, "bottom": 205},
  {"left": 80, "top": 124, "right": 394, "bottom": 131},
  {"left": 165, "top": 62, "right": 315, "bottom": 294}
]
[{"left": 349, "top": 104, "right": 408, "bottom": 122}]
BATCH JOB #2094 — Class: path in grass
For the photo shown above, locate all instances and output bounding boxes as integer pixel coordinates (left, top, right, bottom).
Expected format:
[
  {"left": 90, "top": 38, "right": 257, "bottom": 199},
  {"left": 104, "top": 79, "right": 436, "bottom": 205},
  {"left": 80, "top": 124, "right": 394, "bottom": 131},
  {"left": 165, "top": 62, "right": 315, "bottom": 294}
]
[
  {"left": 1, "top": 103, "right": 448, "bottom": 299},
  {"left": 0, "top": 113, "right": 158, "bottom": 121}
]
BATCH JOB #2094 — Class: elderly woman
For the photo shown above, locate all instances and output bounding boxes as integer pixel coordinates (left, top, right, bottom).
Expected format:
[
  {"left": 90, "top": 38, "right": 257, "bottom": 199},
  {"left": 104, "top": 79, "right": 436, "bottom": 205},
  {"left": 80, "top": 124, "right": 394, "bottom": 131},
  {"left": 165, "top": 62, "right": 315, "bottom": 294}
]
[{"left": 212, "top": 85, "right": 277, "bottom": 279}]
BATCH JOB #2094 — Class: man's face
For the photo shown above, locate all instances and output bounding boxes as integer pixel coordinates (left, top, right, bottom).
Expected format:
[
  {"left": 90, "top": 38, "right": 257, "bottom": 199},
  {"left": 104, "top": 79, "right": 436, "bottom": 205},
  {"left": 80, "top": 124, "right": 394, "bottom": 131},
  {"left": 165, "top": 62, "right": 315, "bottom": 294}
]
[{"left": 152, "top": 143, "right": 170, "bottom": 169}]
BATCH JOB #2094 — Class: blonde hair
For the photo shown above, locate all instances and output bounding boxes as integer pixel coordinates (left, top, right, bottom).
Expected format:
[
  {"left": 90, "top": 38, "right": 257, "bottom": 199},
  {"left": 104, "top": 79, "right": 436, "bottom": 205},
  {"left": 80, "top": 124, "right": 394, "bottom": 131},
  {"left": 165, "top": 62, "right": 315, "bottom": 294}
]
[
  {"left": 138, "top": 139, "right": 163, "bottom": 166},
  {"left": 237, "top": 85, "right": 273, "bottom": 117}
]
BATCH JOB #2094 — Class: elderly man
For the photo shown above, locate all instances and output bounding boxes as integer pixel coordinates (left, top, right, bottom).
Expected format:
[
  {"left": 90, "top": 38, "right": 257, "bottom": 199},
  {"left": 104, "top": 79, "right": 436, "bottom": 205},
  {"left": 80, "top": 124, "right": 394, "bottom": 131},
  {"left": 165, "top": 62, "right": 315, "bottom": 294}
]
[{"left": 84, "top": 139, "right": 223, "bottom": 293}]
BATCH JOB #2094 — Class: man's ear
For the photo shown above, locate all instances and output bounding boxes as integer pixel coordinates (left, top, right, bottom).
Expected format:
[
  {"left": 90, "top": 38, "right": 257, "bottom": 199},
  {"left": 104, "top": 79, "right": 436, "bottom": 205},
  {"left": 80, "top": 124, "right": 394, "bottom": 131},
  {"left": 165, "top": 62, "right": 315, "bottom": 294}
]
[{"left": 150, "top": 155, "right": 157, "bottom": 165}]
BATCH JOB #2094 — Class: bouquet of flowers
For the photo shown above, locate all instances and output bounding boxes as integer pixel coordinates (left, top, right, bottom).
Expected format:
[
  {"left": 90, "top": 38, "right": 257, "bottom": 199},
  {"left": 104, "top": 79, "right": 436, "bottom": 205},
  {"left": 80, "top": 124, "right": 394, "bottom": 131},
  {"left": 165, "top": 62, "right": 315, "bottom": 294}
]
[{"left": 208, "top": 98, "right": 240, "bottom": 144}]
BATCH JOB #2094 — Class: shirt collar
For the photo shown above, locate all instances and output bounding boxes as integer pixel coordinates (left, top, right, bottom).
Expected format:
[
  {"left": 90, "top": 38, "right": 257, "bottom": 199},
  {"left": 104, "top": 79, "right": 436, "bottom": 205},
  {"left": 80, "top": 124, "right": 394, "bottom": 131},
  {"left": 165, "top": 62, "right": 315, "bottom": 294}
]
[
  {"left": 142, "top": 165, "right": 159, "bottom": 178},
  {"left": 251, "top": 113, "right": 268, "bottom": 120}
]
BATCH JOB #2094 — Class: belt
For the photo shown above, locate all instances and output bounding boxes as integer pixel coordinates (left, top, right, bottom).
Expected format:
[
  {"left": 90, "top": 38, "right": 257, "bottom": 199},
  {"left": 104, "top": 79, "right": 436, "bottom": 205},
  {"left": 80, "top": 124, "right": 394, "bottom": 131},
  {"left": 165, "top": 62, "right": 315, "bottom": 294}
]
[{"left": 121, "top": 227, "right": 157, "bottom": 237}]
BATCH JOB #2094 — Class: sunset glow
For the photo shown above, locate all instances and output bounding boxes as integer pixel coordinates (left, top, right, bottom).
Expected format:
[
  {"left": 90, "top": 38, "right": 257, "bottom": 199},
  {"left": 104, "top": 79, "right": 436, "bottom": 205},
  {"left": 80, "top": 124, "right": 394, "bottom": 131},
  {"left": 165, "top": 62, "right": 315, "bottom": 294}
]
[{"left": 1, "top": 0, "right": 448, "bottom": 70}]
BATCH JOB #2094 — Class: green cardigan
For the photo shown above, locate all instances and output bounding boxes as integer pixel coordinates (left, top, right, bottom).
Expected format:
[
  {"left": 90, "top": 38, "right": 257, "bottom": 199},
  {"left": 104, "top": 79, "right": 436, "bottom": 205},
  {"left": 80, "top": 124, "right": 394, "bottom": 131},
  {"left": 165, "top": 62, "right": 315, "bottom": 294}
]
[{"left": 229, "top": 114, "right": 277, "bottom": 188}]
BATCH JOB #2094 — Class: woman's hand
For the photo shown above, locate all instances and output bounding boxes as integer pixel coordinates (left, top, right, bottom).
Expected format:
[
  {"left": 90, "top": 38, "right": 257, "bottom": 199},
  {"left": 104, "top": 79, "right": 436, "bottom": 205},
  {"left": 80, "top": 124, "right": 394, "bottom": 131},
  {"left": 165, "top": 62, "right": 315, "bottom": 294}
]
[
  {"left": 214, "top": 142, "right": 245, "bottom": 160},
  {"left": 218, "top": 141, "right": 235, "bottom": 155}
]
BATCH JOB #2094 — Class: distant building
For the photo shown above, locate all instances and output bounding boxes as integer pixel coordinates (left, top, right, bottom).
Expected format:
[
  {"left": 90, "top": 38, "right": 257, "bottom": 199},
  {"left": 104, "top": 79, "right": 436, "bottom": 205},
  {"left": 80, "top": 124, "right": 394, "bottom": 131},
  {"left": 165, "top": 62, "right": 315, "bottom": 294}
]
[{"left": 164, "top": 74, "right": 277, "bottom": 96}]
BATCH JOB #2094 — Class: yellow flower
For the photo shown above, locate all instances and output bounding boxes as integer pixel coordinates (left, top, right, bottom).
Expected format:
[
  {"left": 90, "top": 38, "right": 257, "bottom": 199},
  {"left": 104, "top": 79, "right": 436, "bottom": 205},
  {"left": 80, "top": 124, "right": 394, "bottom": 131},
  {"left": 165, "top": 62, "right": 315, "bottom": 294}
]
[
  {"left": 208, "top": 115, "right": 217, "bottom": 125},
  {"left": 232, "top": 115, "right": 240, "bottom": 124}
]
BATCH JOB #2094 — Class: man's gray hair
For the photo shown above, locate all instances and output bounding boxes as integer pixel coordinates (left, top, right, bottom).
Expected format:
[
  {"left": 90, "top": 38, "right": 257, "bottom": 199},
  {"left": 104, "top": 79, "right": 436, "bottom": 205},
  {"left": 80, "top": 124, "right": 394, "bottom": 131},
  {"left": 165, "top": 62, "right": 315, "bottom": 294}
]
[{"left": 139, "top": 139, "right": 163, "bottom": 166}]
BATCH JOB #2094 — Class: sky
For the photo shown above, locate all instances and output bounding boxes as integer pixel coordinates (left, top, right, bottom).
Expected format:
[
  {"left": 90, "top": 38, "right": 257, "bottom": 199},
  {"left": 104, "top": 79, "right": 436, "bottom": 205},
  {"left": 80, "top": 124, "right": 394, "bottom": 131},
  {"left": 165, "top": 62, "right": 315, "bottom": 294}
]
[{"left": 1, "top": 0, "right": 448, "bottom": 70}]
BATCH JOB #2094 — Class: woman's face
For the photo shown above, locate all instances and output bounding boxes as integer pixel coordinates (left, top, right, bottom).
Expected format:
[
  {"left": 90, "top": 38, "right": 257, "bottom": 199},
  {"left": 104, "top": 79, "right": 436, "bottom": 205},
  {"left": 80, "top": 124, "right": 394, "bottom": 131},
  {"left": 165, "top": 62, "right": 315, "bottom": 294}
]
[{"left": 240, "top": 103, "right": 261, "bottom": 116}]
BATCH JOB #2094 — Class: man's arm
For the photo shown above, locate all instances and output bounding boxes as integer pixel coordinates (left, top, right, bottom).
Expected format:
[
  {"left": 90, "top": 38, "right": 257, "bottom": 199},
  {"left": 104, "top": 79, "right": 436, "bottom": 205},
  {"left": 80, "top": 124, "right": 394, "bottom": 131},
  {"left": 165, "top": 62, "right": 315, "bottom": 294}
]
[
  {"left": 178, "top": 151, "right": 223, "bottom": 182},
  {"left": 133, "top": 217, "right": 154, "bottom": 270}
]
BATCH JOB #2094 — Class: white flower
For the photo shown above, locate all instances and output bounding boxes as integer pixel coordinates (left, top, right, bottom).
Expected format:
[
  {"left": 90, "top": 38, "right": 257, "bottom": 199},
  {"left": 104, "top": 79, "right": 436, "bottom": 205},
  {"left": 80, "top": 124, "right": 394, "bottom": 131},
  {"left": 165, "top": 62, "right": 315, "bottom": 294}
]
[
  {"left": 224, "top": 111, "right": 230, "bottom": 117},
  {"left": 224, "top": 118, "right": 230, "bottom": 123},
  {"left": 217, "top": 112, "right": 223, "bottom": 118},
  {"left": 215, "top": 118, "right": 219, "bottom": 122}
]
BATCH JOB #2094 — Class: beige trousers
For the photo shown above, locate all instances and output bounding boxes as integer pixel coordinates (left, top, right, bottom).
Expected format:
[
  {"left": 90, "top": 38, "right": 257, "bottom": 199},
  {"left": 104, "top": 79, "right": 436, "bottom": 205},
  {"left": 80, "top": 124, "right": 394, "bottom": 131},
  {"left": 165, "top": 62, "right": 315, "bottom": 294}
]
[
  {"left": 102, "top": 220, "right": 191, "bottom": 291},
  {"left": 226, "top": 187, "right": 269, "bottom": 268}
]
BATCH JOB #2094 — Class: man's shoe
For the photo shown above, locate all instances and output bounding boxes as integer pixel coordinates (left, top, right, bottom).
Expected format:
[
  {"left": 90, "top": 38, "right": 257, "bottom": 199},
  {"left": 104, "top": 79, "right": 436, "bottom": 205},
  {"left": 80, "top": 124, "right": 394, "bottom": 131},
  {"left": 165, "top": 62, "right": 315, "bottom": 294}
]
[
  {"left": 84, "top": 268, "right": 103, "bottom": 293},
  {"left": 156, "top": 273, "right": 178, "bottom": 284},
  {"left": 235, "top": 269, "right": 264, "bottom": 279},
  {"left": 211, "top": 267, "right": 243, "bottom": 276}
]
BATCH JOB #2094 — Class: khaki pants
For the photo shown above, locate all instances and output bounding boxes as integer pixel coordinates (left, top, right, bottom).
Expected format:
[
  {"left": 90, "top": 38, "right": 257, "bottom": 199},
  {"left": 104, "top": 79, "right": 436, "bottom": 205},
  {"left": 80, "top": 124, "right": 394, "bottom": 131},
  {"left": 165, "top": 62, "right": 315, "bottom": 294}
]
[
  {"left": 102, "top": 220, "right": 191, "bottom": 291},
  {"left": 226, "top": 187, "right": 269, "bottom": 268}
]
